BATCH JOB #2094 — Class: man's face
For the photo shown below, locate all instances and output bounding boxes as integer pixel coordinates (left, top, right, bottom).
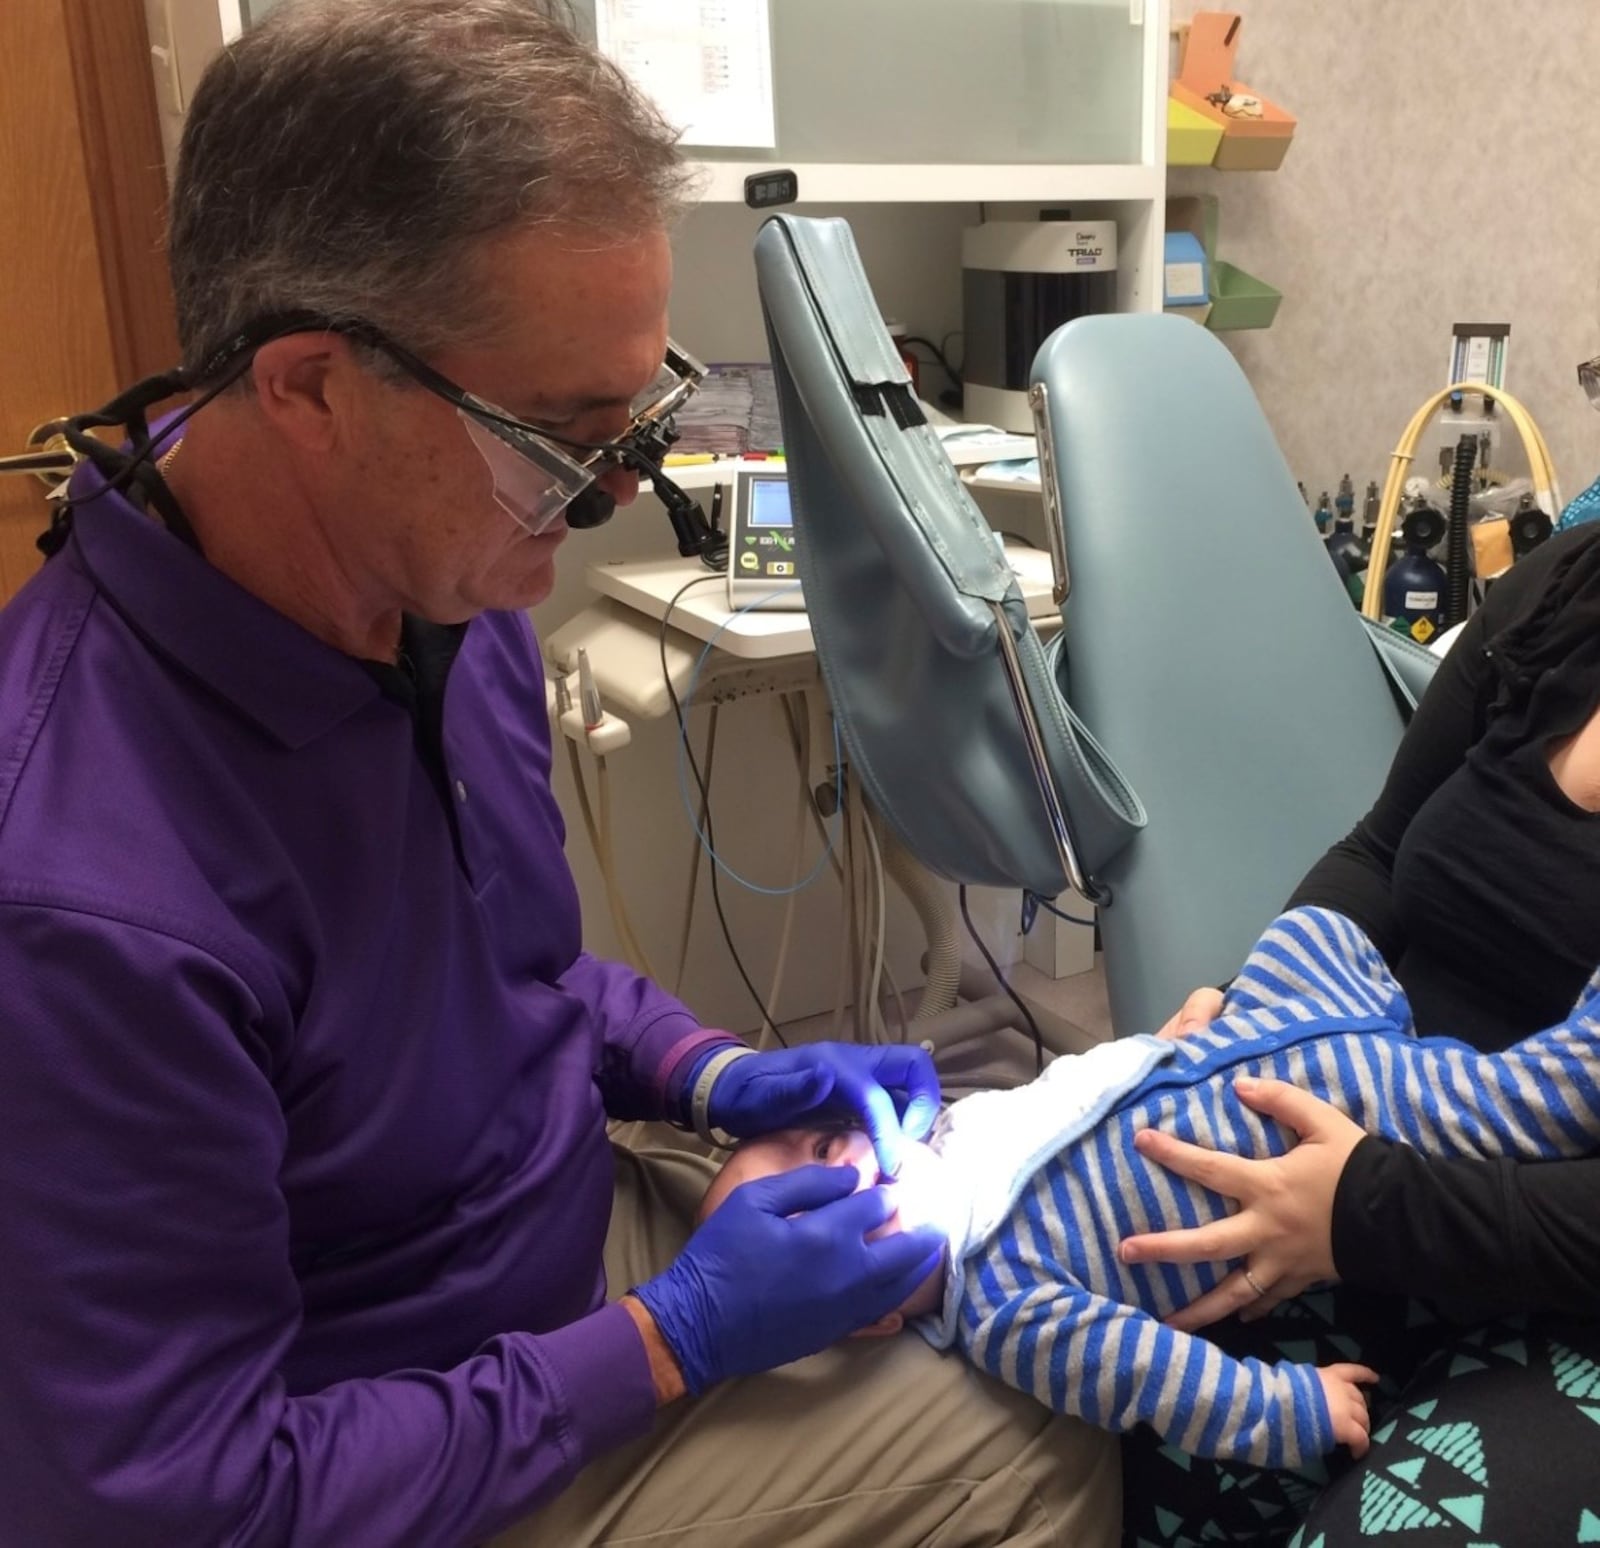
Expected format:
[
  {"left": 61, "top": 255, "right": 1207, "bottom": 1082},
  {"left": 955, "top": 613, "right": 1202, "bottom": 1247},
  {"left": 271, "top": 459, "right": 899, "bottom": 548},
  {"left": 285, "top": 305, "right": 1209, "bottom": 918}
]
[{"left": 341, "top": 222, "right": 672, "bottom": 620}]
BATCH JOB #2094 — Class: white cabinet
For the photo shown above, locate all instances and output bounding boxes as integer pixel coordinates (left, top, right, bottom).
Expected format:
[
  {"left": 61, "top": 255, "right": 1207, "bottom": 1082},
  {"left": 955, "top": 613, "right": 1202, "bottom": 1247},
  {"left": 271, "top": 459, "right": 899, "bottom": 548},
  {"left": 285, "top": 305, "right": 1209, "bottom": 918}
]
[{"left": 576, "top": 0, "right": 1171, "bottom": 314}]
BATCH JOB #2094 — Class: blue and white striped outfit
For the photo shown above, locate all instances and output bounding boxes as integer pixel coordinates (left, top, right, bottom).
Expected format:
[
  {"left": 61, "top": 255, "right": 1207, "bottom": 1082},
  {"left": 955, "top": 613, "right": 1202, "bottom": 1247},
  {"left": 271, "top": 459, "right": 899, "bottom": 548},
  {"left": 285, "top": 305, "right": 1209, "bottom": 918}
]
[{"left": 926, "top": 906, "right": 1600, "bottom": 1467}]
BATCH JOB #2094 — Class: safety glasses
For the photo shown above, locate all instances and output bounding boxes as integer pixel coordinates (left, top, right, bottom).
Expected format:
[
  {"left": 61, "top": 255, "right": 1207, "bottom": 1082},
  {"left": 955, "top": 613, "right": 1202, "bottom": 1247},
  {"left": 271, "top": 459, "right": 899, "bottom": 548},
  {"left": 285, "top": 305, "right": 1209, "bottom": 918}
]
[
  {"left": 354, "top": 327, "right": 705, "bottom": 533},
  {"left": 1578, "top": 353, "right": 1600, "bottom": 411},
  {"left": 191, "top": 312, "right": 703, "bottom": 533}
]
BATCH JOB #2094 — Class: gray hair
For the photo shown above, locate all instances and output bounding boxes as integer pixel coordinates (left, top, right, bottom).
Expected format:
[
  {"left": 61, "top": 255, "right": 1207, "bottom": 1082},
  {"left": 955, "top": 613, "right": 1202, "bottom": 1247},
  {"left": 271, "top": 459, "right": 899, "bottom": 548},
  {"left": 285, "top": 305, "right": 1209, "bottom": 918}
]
[{"left": 168, "top": 0, "right": 693, "bottom": 377}]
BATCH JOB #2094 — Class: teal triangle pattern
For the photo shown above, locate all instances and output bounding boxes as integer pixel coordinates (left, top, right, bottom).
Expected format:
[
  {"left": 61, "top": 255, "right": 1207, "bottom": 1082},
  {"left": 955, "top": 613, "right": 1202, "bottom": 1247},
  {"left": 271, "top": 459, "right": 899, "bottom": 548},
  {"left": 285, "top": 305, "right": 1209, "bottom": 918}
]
[
  {"left": 1552, "top": 1343, "right": 1600, "bottom": 1401},
  {"left": 1440, "top": 1494, "right": 1485, "bottom": 1532},
  {"left": 1158, "top": 1443, "right": 1193, "bottom": 1472},
  {"left": 1449, "top": 1354, "right": 1488, "bottom": 1379},
  {"left": 1407, "top": 1300, "right": 1438, "bottom": 1328},
  {"left": 1387, "top": 1457, "right": 1426, "bottom": 1488},
  {"left": 1251, "top": 1498, "right": 1284, "bottom": 1520},
  {"left": 1582, "top": 1508, "right": 1600, "bottom": 1544},
  {"left": 1462, "top": 1328, "right": 1487, "bottom": 1348},
  {"left": 1490, "top": 1339, "right": 1527, "bottom": 1366},
  {"left": 1580, "top": 1405, "right": 1600, "bottom": 1429},
  {"left": 1373, "top": 1419, "right": 1398, "bottom": 1446},
  {"left": 1408, "top": 1400, "right": 1439, "bottom": 1421},
  {"left": 1218, "top": 1474, "right": 1235, "bottom": 1490},
  {"left": 1407, "top": 1420, "right": 1488, "bottom": 1486},
  {"left": 1200, "top": 1522, "right": 1229, "bottom": 1541},
  {"left": 1329, "top": 1334, "right": 1365, "bottom": 1362},
  {"left": 1279, "top": 1340, "right": 1320, "bottom": 1365},
  {"left": 1361, "top": 1472, "right": 1444, "bottom": 1532},
  {"left": 1155, "top": 1507, "right": 1184, "bottom": 1539},
  {"left": 1284, "top": 1531, "right": 1304, "bottom": 1548}
]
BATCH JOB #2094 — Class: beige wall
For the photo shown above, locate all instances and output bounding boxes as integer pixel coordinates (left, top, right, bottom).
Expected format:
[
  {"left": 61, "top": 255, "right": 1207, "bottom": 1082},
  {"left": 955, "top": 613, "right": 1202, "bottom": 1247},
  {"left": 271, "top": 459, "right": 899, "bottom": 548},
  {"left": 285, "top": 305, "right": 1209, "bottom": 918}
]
[{"left": 1171, "top": 0, "right": 1600, "bottom": 505}]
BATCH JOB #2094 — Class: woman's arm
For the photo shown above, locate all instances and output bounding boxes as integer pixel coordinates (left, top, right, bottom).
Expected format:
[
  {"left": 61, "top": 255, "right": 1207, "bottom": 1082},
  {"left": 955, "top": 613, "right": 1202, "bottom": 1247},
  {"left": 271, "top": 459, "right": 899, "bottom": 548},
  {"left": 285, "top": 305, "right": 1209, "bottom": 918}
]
[
  {"left": 1334, "top": 1138, "right": 1600, "bottom": 1322},
  {"left": 1122, "top": 1082, "right": 1600, "bottom": 1328}
]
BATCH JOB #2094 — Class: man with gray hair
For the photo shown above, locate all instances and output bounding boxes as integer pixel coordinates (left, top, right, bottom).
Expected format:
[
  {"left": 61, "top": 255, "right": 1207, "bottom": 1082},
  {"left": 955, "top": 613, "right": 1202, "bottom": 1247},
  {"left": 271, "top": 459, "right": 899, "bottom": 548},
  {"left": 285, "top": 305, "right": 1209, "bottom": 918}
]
[{"left": 0, "top": 2, "right": 1115, "bottom": 1544}]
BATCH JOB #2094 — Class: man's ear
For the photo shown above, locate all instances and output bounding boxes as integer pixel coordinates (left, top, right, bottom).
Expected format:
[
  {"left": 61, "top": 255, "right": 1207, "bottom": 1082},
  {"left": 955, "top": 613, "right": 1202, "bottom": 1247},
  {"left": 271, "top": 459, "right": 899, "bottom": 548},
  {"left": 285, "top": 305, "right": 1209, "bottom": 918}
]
[
  {"left": 246, "top": 333, "right": 359, "bottom": 454},
  {"left": 847, "top": 1312, "right": 904, "bottom": 1340}
]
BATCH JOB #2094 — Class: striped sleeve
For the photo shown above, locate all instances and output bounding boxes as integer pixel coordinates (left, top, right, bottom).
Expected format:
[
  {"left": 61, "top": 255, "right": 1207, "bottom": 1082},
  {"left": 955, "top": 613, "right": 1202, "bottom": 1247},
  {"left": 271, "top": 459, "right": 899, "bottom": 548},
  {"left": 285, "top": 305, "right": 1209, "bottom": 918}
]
[{"left": 960, "top": 1273, "right": 1336, "bottom": 1467}]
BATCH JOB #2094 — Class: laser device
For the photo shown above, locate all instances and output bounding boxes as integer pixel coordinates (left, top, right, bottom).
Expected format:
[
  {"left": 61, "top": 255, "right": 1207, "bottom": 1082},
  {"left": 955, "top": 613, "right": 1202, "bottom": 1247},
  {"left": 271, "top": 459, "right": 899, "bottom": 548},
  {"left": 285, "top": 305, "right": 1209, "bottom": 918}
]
[{"left": 726, "top": 465, "right": 804, "bottom": 610}]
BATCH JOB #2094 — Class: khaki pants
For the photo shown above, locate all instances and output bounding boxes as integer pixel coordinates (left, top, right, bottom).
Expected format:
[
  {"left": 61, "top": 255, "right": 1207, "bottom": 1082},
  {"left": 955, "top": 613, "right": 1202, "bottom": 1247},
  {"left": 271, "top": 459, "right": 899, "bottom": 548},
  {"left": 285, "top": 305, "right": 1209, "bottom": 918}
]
[{"left": 495, "top": 1135, "right": 1119, "bottom": 1548}]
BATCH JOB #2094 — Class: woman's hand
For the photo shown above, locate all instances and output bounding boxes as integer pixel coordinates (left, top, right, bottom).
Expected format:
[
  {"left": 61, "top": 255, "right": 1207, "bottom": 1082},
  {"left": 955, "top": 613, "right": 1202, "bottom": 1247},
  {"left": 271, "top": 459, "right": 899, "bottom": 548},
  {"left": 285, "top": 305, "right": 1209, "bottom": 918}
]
[
  {"left": 1118, "top": 1076, "right": 1367, "bottom": 1330},
  {"left": 1154, "top": 985, "right": 1225, "bottom": 1041}
]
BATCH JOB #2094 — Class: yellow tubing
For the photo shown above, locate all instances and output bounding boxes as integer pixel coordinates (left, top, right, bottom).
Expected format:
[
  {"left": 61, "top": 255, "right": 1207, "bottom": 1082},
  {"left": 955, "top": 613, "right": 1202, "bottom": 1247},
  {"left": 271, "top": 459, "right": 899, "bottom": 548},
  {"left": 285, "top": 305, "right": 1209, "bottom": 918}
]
[{"left": 1361, "top": 382, "right": 1561, "bottom": 620}]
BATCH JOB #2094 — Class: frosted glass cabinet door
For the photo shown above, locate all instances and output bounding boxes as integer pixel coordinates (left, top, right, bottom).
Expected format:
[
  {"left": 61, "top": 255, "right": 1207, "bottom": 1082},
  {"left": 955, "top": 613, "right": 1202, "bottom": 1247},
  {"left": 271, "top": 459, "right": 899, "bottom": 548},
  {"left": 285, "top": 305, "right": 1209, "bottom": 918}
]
[{"left": 573, "top": 0, "right": 1152, "bottom": 167}]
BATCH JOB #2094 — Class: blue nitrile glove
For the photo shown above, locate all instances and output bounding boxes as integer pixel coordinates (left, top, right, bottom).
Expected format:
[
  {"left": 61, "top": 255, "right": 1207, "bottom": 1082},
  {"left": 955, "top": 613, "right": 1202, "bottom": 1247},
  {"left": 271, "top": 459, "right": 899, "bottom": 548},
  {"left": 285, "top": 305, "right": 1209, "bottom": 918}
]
[
  {"left": 708, "top": 1043, "right": 941, "bottom": 1179},
  {"left": 632, "top": 1164, "right": 945, "bottom": 1394}
]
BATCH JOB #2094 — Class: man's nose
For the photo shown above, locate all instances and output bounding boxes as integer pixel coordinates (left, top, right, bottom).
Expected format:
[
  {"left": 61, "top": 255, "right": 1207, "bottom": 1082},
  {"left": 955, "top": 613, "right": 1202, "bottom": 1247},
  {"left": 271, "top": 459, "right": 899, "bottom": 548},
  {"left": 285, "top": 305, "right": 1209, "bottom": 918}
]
[{"left": 594, "top": 465, "right": 642, "bottom": 508}]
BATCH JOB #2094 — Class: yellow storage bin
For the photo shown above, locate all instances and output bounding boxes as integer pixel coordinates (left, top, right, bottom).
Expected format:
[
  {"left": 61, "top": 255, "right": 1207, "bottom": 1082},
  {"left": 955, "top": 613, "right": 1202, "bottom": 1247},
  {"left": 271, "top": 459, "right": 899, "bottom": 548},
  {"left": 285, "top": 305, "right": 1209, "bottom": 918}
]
[{"left": 1167, "top": 98, "right": 1223, "bottom": 166}]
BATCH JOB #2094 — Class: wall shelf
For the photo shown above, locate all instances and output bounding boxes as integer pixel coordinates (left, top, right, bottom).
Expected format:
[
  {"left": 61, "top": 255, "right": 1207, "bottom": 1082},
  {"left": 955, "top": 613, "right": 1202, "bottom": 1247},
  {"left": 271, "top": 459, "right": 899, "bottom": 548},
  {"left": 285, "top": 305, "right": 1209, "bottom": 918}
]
[{"left": 691, "top": 161, "right": 1165, "bottom": 207}]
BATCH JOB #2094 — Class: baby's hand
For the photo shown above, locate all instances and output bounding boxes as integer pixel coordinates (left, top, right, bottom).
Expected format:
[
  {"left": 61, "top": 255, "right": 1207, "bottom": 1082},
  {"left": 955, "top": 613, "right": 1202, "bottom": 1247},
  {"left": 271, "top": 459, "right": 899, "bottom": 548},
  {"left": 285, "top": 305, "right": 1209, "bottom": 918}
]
[{"left": 1316, "top": 1362, "right": 1380, "bottom": 1456}]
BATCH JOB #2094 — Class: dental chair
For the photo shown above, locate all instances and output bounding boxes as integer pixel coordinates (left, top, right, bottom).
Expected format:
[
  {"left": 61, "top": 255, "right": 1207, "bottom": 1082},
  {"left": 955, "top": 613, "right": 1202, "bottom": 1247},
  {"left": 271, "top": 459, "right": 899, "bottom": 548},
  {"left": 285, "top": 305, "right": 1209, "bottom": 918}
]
[{"left": 753, "top": 214, "right": 1437, "bottom": 1040}]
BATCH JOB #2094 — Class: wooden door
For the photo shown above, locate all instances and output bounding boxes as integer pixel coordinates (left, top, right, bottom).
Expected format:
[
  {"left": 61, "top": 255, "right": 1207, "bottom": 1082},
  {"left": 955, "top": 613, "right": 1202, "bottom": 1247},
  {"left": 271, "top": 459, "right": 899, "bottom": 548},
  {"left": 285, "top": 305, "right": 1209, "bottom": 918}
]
[{"left": 0, "top": 0, "right": 178, "bottom": 603}]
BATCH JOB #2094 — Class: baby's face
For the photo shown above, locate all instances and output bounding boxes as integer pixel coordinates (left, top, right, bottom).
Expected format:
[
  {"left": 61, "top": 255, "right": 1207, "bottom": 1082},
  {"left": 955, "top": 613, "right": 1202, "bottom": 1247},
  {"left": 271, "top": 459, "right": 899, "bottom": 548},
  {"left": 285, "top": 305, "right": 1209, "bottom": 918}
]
[
  {"left": 699, "top": 1127, "right": 881, "bottom": 1218},
  {"left": 699, "top": 1126, "right": 947, "bottom": 1322}
]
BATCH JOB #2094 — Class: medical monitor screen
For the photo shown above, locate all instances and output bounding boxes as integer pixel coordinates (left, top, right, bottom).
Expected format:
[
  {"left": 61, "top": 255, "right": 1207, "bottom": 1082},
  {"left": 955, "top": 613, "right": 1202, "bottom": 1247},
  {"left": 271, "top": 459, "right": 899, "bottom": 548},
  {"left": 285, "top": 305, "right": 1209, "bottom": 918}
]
[{"left": 747, "top": 476, "right": 793, "bottom": 528}]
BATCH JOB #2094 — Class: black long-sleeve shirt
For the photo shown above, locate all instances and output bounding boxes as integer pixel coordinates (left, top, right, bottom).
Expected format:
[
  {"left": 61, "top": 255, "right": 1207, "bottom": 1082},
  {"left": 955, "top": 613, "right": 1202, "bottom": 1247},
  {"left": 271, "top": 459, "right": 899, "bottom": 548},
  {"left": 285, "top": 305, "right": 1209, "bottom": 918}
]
[{"left": 1292, "top": 525, "right": 1600, "bottom": 1322}]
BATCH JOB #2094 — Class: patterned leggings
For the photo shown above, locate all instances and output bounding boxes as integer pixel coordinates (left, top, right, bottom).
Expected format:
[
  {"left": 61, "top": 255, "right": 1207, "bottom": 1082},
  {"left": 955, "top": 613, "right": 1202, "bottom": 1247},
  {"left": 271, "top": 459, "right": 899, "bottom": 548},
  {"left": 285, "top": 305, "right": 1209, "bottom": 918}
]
[{"left": 1120, "top": 1287, "right": 1600, "bottom": 1547}]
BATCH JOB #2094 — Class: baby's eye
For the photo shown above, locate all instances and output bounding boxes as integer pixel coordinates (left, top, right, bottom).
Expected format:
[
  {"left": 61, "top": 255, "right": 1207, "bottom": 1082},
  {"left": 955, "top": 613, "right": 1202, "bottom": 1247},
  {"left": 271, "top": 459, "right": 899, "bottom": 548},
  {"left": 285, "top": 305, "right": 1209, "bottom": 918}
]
[{"left": 812, "top": 1135, "right": 835, "bottom": 1162}]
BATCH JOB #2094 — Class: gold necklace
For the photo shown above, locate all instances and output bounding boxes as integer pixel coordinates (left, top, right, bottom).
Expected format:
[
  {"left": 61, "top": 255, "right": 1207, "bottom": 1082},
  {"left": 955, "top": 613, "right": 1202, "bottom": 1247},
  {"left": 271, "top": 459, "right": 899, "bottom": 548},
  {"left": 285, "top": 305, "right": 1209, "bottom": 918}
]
[{"left": 156, "top": 438, "right": 182, "bottom": 477}]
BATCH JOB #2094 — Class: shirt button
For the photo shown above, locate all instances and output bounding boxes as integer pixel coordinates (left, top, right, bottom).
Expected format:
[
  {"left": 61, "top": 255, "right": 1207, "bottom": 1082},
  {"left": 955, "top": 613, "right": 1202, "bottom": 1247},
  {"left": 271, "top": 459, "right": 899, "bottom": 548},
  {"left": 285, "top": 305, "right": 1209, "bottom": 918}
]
[{"left": 455, "top": 779, "right": 469, "bottom": 803}]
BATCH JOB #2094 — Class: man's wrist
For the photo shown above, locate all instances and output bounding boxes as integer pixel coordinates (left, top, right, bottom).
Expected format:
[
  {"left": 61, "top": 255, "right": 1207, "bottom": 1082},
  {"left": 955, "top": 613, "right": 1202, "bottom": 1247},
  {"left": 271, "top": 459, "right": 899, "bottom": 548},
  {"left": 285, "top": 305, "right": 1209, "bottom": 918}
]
[
  {"left": 689, "top": 1045, "right": 756, "bottom": 1146},
  {"left": 620, "top": 1294, "right": 687, "bottom": 1407}
]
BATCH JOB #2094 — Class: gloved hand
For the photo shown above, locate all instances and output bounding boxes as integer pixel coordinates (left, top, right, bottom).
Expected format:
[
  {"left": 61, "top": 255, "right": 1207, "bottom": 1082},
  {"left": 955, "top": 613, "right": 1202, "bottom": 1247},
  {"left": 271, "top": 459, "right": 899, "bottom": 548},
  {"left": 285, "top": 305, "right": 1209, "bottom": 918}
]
[
  {"left": 709, "top": 1043, "right": 941, "bottom": 1179},
  {"left": 632, "top": 1164, "right": 946, "bottom": 1394}
]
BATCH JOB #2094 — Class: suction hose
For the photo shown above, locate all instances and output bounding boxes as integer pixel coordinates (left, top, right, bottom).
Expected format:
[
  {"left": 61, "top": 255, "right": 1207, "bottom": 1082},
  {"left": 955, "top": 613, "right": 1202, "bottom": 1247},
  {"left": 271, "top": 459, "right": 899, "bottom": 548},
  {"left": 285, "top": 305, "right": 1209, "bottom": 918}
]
[
  {"left": 1362, "top": 382, "right": 1559, "bottom": 620},
  {"left": 1445, "top": 435, "right": 1476, "bottom": 627}
]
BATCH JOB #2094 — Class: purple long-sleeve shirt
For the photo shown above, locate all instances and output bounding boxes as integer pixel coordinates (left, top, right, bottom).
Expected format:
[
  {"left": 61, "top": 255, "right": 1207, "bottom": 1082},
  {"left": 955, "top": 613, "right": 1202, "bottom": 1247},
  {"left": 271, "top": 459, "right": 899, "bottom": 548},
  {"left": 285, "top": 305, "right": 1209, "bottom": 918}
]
[{"left": 0, "top": 483, "right": 734, "bottom": 1545}]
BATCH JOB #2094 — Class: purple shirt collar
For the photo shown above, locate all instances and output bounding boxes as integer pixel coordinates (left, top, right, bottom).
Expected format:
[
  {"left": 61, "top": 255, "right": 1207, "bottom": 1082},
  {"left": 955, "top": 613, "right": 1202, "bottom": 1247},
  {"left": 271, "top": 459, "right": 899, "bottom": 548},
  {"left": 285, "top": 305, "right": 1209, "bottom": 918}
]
[{"left": 69, "top": 480, "right": 385, "bottom": 751}]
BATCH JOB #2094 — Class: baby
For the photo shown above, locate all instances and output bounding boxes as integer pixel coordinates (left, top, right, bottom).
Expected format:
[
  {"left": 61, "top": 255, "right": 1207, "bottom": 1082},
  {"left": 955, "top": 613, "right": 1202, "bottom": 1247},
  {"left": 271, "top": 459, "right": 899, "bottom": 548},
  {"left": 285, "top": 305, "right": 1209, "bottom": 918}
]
[{"left": 701, "top": 906, "right": 1600, "bottom": 1467}]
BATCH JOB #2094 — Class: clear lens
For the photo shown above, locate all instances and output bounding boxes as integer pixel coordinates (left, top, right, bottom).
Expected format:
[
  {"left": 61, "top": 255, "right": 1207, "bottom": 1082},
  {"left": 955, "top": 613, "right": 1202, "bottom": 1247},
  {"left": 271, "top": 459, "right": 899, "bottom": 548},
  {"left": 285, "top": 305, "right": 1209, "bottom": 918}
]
[
  {"left": 630, "top": 359, "right": 684, "bottom": 421},
  {"left": 627, "top": 340, "right": 703, "bottom": 429},
  {"left": 458, "top": 405, "right": 595, "bottom": 534}
]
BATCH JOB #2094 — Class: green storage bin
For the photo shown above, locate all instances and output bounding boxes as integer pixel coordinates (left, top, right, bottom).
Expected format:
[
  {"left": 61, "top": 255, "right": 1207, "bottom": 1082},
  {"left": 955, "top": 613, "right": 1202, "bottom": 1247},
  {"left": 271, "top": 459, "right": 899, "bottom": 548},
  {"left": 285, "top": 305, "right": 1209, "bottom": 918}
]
[{"left": 1206, "top": 260, "right": 1281, "bottom": 331}]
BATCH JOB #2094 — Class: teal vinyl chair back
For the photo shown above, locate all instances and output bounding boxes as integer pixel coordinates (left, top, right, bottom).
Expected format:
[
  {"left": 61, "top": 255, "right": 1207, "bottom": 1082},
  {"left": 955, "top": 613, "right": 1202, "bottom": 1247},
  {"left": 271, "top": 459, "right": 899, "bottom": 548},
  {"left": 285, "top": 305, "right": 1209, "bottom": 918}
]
[
  {"left": 752, "top": 214, "right": 1145, "bottom": 901},
  {"left": 753, "top": 214, "right": 1433, "bottom": 1037},
  {"left": 1030, "top": 312, "right": 1435, "bottom": 1035}
]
